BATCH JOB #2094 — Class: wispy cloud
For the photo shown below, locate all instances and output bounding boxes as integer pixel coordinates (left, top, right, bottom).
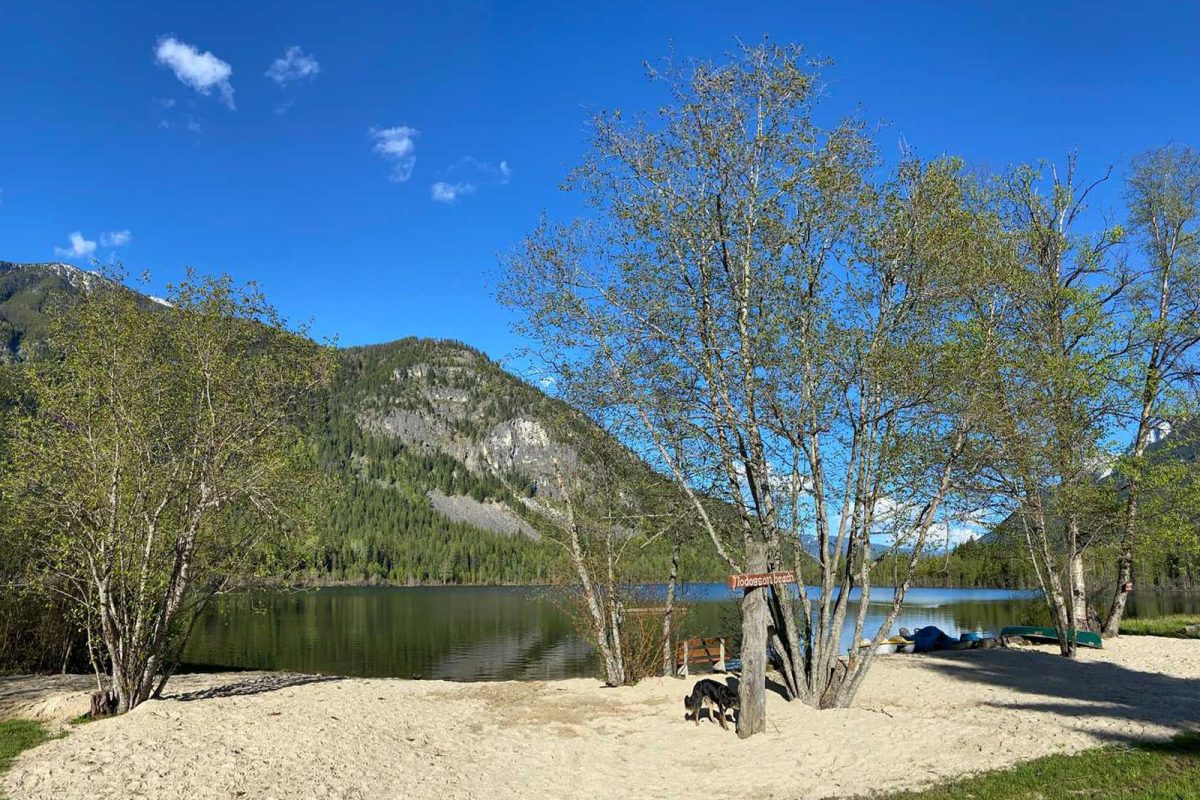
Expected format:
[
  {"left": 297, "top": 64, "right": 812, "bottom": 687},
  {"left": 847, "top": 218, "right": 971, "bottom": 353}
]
[
  {"left": 370, "top": 126, "right": 419, "bottom": 182},
  {"left": 430, "top": 157, "right": 512, "bottom": 204},
  {"left": 431, "top": 181, "right": 476, "bottom": 203},
  {"left": 266, "top": 46, "right": 320, "bottom": 85},
  {"left": 154, "top": 36, "right": 235, "bottom": 109},
  {"left": 461, "top": 157, "right": 512, "bottom": 184},
  {"left": 100, "top": 230, "right": 132, "bottom": 247},
  {"left": 54, "top": 232, "right": 97, "bottom": 259}
]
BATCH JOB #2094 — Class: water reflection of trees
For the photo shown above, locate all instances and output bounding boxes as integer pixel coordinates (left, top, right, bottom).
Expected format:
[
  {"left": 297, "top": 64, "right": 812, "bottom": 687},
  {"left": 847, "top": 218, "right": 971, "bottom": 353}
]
[{"left": 183, "top": 587, "right": 1200, "bottom": 680}]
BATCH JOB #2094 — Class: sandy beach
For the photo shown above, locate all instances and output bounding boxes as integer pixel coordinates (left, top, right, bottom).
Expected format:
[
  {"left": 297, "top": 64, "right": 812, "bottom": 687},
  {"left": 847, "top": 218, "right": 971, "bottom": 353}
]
[{"left": 4, "top": 636, "right": 1199, "bottom": 800}]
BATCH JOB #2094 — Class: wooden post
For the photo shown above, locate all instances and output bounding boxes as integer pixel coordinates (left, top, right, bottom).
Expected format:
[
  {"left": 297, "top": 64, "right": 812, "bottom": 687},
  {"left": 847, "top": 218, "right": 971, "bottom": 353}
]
[
  {"left": 737, "top": 540, "right": 769, "bottom": 738},
  {"left": 717, "top": 639, "right": 727, "bottom": 672}
]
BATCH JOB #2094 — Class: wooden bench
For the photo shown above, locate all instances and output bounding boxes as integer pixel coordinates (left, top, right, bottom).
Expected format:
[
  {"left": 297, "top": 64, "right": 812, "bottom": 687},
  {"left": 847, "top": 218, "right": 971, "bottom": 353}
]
[{"left": 675, "top": 637, "right": 728, "bottom": 677}]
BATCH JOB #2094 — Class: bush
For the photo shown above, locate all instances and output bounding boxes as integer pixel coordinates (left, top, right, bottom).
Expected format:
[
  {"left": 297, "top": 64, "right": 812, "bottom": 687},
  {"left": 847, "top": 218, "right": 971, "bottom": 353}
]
[
  {"left": 1119, "top": 615, "right": 1200, "bottom": 638},
  {"left": 0, "top": 589, "right": 88, "bottom": 675}
]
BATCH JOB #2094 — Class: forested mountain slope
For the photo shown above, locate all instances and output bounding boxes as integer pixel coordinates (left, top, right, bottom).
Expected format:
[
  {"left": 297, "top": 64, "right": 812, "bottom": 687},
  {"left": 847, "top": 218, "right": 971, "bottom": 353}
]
[
  {"left": 1, "top": 261, "right": 106, "bottom": 362},
  {"left": 0, "top": 261, "right": 724, "bottom": 584}
]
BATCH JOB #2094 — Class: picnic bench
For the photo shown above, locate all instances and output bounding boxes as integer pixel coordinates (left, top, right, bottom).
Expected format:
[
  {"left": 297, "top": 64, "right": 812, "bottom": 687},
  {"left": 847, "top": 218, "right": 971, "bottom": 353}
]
[{"left": 675, "top": 637, "right": 728, "bottom": 677}]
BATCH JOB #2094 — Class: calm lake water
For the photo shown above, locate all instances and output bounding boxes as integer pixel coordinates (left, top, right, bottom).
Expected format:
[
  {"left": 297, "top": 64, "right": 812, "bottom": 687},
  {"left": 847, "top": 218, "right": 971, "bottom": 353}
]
[{"left": 182, "top": 585, "right": 1200, "bottom": 681}]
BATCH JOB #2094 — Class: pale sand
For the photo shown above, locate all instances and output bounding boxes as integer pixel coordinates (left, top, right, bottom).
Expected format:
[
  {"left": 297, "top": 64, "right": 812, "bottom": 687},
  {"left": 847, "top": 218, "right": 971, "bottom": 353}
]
[{"left": 4, "top": 637, "right": 1200, "bottom": 800}]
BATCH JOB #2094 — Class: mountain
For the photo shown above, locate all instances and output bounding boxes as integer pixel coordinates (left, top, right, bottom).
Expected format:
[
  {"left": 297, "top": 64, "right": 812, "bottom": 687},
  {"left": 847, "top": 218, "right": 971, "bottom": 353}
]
[
  {"left": 0, "top": 261, "right": 169, "bottom": 363},
  {"left": 0, "top": 261, "right": 723, "bottom": 585},
  {"left": 0, "top": 261, "right": 104, "bottom": 363}
]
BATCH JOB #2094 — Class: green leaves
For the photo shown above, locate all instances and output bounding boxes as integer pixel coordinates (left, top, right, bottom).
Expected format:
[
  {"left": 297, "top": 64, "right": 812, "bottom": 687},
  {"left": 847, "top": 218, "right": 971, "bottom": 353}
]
[{"left": 1, "top": 269, "right": 335, "bottom": 708}]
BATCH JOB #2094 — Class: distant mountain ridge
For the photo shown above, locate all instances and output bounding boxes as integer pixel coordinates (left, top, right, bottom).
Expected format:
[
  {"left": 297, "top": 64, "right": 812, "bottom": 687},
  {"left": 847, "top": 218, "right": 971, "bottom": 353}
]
[
  {"left": 0, "top": 261, "right": 105, "bottom": 362},
  {"left": 0, "top": 261, "right": 723, "bottom": 584}
]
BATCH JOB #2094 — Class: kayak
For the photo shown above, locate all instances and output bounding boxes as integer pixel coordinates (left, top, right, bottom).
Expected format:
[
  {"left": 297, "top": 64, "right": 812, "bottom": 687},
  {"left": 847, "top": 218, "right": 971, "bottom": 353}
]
[
  {"left": 854, "top": 635, "right": 916, "bottom": 656},
  {"left": 999, "top": 625, "right": 1103, "bottom": 649}
]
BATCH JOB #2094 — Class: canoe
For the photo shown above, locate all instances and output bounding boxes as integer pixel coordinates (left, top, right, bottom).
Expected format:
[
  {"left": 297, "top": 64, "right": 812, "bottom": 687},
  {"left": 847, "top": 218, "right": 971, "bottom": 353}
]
[{"left": 999, "top": 625, "right": 1103, "bottom": 649}]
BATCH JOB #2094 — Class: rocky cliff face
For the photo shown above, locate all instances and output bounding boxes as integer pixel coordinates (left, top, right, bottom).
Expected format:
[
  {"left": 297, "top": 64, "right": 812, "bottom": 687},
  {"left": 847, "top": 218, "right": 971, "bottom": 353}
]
[{"left": 350, "top": 340, "right": 585, "bottom": 503}]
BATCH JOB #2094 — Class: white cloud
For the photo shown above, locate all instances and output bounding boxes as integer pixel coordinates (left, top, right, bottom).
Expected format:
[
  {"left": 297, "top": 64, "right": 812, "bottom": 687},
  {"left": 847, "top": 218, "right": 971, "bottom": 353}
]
[
  {"left": 100, "top": 230, "right": 132, "bottom": 247},
  {"left": 431, "top": 181, "right": 476, "bottom": 203},
  {"left": 154, "top": 36, "right": 235, "bottom": 109},
  {"left": 929, "top": 521, "right": 982, "bottom": 548},
  {"left": 370, "top": 126, "right": 419, "bottom": 182},
  {"left": 266, "top": 46, "right": 320, "bottom": 85},
  {"left": 54, "top": 231, "right": 97, "bottom": 259},
  {"left": 430, "top": 157, "right": 512, "bottom": 203}
]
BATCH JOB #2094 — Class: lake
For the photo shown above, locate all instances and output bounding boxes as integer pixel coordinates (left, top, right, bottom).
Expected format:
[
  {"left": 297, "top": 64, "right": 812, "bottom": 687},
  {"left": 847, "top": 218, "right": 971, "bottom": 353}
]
[{"left": 182, "top": 585, "right": 1200, "bottom": 681}]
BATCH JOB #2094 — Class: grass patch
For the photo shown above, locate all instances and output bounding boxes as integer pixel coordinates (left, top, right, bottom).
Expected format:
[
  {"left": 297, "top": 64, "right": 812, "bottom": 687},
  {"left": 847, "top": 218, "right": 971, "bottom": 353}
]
[
  {"left": 68, "top": 713, "right": 99, "bottom": 726},
  {"left": 1119, "top": 615, "right": 1200, "bottom": 638},
  {"left": 0, "top": 719, "right": 51, "bottom": 778},
  {"left": 880, "top": 733, "right": 1200, "bottom": 799}
]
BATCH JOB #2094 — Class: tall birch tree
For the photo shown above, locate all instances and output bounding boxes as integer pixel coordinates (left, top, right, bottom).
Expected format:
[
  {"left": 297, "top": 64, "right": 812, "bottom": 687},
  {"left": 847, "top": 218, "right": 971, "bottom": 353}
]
[
  {"left": 501, "top": 43, "right": 1004, "bottom": 734},
  {"left": 977, "top": 158, "right": 1124, "bottom": 653},
  {"left": 1102, "top": 145, "right": 1200, "bottom": 636}
]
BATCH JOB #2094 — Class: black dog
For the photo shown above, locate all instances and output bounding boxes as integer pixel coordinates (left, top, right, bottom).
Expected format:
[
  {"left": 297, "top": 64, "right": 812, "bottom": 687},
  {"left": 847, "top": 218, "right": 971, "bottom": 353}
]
[{"left": 683, "top": 678, "right": 739, "bottom": 730}]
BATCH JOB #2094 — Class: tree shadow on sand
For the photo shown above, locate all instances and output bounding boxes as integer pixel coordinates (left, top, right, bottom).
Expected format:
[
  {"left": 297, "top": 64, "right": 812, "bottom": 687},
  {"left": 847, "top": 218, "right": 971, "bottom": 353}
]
[
  {"left": 917, "top": 648, "right": 1200, "bottom": 745},
  {"left": 168, "top": 673, "right": 345, "bottom": 702}
]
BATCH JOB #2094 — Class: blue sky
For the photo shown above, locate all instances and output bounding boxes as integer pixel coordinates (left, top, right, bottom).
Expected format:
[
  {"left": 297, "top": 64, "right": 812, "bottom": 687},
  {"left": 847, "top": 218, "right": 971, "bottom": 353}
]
[{"left": 3, "top": 2, "right": 1200, "bottom": 362}]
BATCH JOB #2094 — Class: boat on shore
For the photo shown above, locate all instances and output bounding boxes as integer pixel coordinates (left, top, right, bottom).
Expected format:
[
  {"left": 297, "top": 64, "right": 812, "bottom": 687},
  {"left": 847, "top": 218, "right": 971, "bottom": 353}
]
[
  {"left": 999, "top": 625, "right": 1103, "bottom": 649},
  {"left": 855, "top": 635, "right": 917, "bottom": 656}
]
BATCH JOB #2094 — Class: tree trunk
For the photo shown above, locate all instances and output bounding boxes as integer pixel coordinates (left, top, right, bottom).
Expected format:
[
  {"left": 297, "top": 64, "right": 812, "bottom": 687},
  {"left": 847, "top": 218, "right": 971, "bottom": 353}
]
[
  {"left": 767, "top": 584, "right": 801, "bottom": 701},
  {"left": 1021, "top": 505, "right": 1077, "bottom": 658},
  {"left": 662, "top": 539, "right": 680, "bottom": 677},
  {"left": 1067, "top": 547, "right": 1089, "bottom": 632},
  {"left": 1104, "top": 432, "right": 1147, "bottom": 638},
  {"left": 818, "top": 658, "right": 850, "bottom": 710},
  {"left": 1103, "top": 550, "right": 1134, "bottom": 638},
  {"left": 737, "top": 539, "right": 770, "bottom": 738}
]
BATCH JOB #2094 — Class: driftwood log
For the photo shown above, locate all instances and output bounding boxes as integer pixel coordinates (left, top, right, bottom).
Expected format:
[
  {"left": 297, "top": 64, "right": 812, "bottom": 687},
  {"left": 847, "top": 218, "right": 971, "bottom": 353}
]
[{"left": 999, "top": 635, "right": 1030, "bottom": 648}]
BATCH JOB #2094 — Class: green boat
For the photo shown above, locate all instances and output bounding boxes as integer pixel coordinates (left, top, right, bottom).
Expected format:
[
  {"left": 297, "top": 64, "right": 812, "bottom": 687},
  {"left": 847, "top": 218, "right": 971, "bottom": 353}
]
[{"left": 999, "top": 626, "right": 1103, "bottom": 649}]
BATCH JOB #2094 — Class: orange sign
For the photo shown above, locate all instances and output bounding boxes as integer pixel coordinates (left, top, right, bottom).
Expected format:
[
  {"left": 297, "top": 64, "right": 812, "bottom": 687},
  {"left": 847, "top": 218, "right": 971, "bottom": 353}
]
[{"left": 728, "top": 570, "right": 796, "bottom": 590}]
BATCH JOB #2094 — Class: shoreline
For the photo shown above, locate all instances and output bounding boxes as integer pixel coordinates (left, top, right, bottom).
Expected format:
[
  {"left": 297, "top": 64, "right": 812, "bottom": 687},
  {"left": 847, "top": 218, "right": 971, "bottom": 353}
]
[{"left": 4, "top": 636, "right": 1199, "bottom": 799}]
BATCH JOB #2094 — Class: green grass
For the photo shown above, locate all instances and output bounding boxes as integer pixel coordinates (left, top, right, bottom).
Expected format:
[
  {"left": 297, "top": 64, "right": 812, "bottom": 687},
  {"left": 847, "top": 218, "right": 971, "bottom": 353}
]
[
  {"left": 0, "top": 719, "right": 51, "bottom": 778},
  {"left": 880, "top": 734, "right": 1200, "bottom": 799},
  {"left": 1119, "top": 615, "right": 1200, "bottom": 638}
]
